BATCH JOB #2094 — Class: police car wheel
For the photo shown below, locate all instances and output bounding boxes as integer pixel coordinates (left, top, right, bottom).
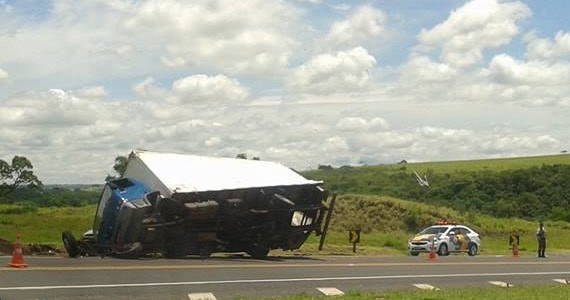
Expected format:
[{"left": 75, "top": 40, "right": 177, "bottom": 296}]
[
  {"left": 410, "top": 252, "right": 420, "bottom": 256},
  {"left": 438, "top": 243, "right": 449, "bottom": 256},
  {"left": 468, "top": 243, "right": 478, "bottom": 256}
]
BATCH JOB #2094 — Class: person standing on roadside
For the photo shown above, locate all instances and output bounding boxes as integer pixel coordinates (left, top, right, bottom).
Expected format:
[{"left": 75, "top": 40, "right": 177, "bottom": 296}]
[{"left": 536, "top": 221, "right": 547, "bottom": 258}]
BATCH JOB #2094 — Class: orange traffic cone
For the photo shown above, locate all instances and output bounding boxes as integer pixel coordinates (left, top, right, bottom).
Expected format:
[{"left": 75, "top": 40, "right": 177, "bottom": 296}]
[
  {"left": 512, "top": 243, "right": 519, "bottom": 258},
  {"left": 428, "top": 239, "right": 437, "bottom": 261},
  {"left": 8, "top": 234, "right": 28, "bottom": 268}
]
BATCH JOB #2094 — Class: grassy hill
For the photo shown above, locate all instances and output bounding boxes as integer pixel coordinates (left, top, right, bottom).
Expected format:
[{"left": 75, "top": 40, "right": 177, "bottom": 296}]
[
  {"left": 300, "top": 194, "right": 570, "bottom": 256},
  {"left": 303, "top": 154, "right": 570, "bottom": 222},
  {"left": 348, "top": 153, "right": 570, "bottom": 174},
  {"left": 399, "top": 153, "right": 570, "bottom": 173}
]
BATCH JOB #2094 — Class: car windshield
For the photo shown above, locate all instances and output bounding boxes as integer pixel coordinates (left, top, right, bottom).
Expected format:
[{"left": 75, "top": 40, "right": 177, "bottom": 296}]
[{"left": 419, "top": 227, "right": 448, "bottom": 235}]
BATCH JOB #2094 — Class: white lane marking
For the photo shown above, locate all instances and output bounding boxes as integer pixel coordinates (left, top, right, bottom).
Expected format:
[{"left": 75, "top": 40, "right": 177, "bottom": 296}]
[
  {"left": 1, "top": 271, "right": 569, "bottom": 291},
  {"left": 188, "top": 292, "right": 217, "bottom": 300},
  {"left": 317, "top": 287, "right": 344, "bottom": 296},
  {"left": 413, "top": 283, "right": 439, "bottom": 290},
  {"left": 4, "top": 260, "right": 570, "bottom": 272},
  {"left": 489, "top": 281, "right": 513, "bottom": 288},
  {"left": 553, "top": 279, "right": 569, "bottom": 285}
]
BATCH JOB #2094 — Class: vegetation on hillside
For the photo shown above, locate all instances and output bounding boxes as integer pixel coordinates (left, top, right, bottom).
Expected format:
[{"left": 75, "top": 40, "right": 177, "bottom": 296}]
[
  {"left": 0, "top": 186, "right": 100, "bottom": 207},
  {"left": 302, "top": 194, "right": 570, "bottom": 255},
  {"left": 305, "top": 159, "right": 570, "bottom": 222}
]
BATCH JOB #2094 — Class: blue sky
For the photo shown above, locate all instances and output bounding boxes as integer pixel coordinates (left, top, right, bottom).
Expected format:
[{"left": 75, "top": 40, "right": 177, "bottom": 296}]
[{"left": 0, "top": 0, "right": 569, "bottom": 183}]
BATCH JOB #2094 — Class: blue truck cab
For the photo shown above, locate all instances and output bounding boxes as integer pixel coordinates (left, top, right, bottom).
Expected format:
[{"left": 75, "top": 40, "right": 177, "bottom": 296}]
[{"left": 93, "top": 178, "right": 152, "bottom": 246}]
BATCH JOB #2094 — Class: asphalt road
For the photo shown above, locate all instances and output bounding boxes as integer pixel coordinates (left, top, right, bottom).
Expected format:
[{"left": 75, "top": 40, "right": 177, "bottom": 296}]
[{"left": 1, "top": 254, "right": 570, "bottom": 299}]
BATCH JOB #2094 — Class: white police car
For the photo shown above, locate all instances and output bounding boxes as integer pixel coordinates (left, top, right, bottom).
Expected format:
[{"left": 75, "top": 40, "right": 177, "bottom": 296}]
[{"left": 408, "top": 222, "right": 481, "bottom": 256}]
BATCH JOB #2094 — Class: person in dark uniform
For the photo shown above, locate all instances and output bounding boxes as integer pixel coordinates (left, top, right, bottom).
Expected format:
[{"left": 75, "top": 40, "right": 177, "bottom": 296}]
[{"left": 536, "top": 221, "right": 547, "bottom": 258}]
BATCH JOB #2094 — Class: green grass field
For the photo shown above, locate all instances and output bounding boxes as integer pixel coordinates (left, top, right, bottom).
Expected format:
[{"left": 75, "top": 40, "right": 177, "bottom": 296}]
[
  {"left": 248, "top": 285, "right": 570, "bottom": 300},
  {"left": 372, "top": 153, "right": 570, "bottom": 174},
  {"left": 0, "top": 204, "right": 94, "bottom": 245}
]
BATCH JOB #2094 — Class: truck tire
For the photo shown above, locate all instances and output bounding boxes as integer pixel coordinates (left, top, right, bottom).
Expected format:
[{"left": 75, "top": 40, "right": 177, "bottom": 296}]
[
  {"left": 62, "top": 231, "right": 80, "bottom": 258},
  {"left": 247, "top": 244, "right": 270, "bottom": 259}
]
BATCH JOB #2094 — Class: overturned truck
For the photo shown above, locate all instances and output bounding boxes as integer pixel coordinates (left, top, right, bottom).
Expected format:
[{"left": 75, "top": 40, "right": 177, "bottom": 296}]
[{"left": 62, "top": 150, "right": 335, "bottom": 259}]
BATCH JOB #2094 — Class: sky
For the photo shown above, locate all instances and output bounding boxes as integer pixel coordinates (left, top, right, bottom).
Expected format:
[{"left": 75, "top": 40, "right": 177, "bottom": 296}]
[{"left": 0, "top": 0, "right": 569, "bottom": 184}]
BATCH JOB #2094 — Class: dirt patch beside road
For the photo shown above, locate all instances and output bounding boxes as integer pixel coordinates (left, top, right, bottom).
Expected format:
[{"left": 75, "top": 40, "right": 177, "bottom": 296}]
[
  {"left": 0, "top": 238, "right": 13, "bottom": 255},
  {"left": 0, "top": 238, "right": 62, "bottom": 256}
]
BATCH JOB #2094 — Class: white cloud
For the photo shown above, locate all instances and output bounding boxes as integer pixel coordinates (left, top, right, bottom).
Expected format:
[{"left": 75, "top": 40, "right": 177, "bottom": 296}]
[
  {"left": 0, "top": 89, "right": 108, "bottom": 127},
  {"left": 1, "top": 0, "right": 569, "bottom": 184},
  {"left": 132, "top": 77, "right": 167, "bottom": 99},
  {"left": 417, "top": 0, "right": 531, "bottom": 68},
  {"left": 75, "top": 86, "right": 108, "bottom": 99},
  {"left": 479, "top": 134, "right": 559, "bottom": 154},
  {"left": 287, "top": 47, "right": 377, "bottom": 94},
  {"left": 408, "top": 126, "right": 561, "bottom": 159},
  {"left": 323, "top": 6, "right": 387, "bottom": 50},
  {"left": 125, "top": 0, "right": 299, "bottom": 75},
  {"left": 130, "top": 74, "right": 250, "bottom": 121},
  {"left": 293, "top": 0, "right": 322, "bottom": 4},
  {"left": 400, "top": 55, "right": 459, "bottom": 83},
  {"left": 170, "top": 74, "right": 249, "bottom": 104},
  {"left": 0, "top": 0, "right": 301, "bottom": 95},
  {"left": 337, "top": 116, "right": 389, "bottom": 131},
  {"left": 525, "top": 31, "right": 570, "bottom": 61},
  {"left": 331, "top": 4, "right": 351, "bottom": 11},
  {"left": 323, "top": 136, "right": 349, "bottom": 152},
  {"left": 204, "top": 136, "right": 223, "bottom": 147},
  {"left": 487, "top": 54, "right": 570, "bottom": 85},
  {"left": 0, "top": 68, "right": 8, "bottom": 84}
]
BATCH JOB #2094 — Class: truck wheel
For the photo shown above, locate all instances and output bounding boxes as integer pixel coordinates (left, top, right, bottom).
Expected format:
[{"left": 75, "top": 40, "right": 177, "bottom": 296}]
[
  {"left": 162, "top": 242, "right": 187, "bottom": 259},
  {"left": 62, "top": 231, "right": 80, "bottom": 258},
  {"left": 199, "top": 245, "right": 213, "bottom": 259},
  {"left": 247, "top": 245, "right": 270, "bottom": 259},
  {"left": 468, "top": 243, "right": 478, "bottom": 256}
]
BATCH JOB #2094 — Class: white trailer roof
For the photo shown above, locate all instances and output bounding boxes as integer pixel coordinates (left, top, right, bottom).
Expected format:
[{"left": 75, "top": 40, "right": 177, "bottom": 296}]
[{"left": 123, "top": 150, "right": 321, "bottom": 196}]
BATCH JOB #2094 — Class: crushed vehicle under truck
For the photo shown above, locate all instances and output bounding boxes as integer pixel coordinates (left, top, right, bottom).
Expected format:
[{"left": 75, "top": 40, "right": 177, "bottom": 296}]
[{"left": 62, "top": 150, "right": 335, "bottom": 259}]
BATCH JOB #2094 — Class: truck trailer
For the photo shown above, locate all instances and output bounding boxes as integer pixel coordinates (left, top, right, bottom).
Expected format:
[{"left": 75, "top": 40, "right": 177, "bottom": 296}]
[{"left": 62, "top": 150, "right": 334, "bottom": 259}]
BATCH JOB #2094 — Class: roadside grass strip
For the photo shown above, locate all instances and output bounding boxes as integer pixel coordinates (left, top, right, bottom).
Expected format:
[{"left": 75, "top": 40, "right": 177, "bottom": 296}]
[
  {"left": 316, "top": 287, "right": 345, "bottom": 296},
  {"left": 412, "top": 283, "right": 440, "bottom": 291},
  {"left": 553, "top": 279, "right": 569, "bottom": 285},
  {"left": 488, "top": 281, "right": 514, "bottom": 288},
  {"left": 271, "top": 285, "right": 570, "bottom": 299},
  {"left": 188, "top": 292, "right": 217, "bottom": 300}
]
